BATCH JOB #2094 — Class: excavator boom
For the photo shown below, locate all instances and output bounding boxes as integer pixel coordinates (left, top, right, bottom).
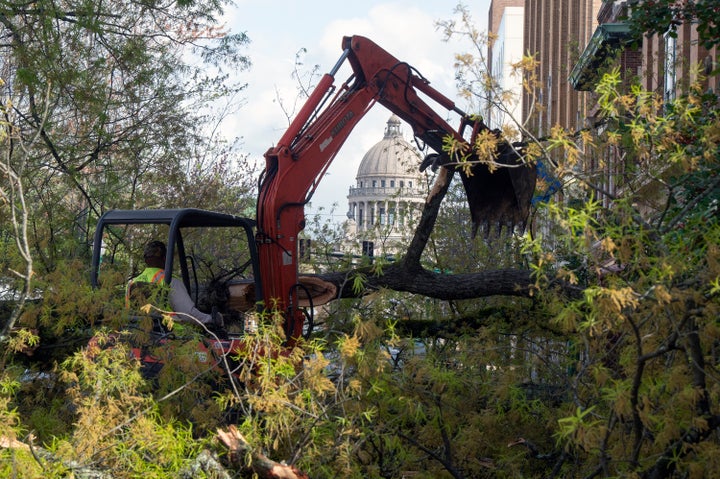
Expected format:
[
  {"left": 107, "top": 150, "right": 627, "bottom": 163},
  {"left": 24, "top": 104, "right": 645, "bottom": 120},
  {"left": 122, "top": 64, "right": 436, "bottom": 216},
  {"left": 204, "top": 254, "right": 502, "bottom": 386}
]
[{"left": 258, "top": 35, "right": 536, "bottom": 346}]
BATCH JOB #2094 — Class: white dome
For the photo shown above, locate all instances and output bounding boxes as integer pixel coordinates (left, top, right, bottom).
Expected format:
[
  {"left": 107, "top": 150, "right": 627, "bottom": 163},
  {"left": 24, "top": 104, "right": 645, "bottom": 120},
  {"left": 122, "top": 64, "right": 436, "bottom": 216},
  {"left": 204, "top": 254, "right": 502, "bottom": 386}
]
[
  {"left": 345, "top": 114, "right": 426, "bottom": 253},
  {"left": 356, "top": 115, "right": 421, "bottom": 179}
]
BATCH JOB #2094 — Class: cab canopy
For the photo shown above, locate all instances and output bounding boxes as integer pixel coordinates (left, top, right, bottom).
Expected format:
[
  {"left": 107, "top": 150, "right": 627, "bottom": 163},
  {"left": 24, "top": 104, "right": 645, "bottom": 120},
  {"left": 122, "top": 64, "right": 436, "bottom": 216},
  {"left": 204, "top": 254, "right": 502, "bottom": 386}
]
[{"left": 90, "top": 208, "right": 260, "bottom": 301}]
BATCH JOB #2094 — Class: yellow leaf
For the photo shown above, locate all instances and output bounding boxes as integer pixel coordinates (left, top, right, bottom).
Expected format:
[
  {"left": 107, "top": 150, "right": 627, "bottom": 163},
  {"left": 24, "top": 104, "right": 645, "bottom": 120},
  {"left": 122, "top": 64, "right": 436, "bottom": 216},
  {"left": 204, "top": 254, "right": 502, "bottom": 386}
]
[
  {"left": 654, "top": 285, "right": 672, "bottom": 305},
  {"left": 338, "top": 334, "right": 360, "bottom": 361}
]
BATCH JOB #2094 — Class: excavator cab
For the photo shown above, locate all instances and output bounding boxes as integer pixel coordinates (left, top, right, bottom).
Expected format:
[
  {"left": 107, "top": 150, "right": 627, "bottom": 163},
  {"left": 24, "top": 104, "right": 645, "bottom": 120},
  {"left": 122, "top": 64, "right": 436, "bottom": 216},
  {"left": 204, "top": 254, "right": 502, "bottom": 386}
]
[
  {"left": 89, "top": 208, "right": 263, "bottom": 377},
  {"left": 91, "top": 208, "right": 263, "bottom": 330}
]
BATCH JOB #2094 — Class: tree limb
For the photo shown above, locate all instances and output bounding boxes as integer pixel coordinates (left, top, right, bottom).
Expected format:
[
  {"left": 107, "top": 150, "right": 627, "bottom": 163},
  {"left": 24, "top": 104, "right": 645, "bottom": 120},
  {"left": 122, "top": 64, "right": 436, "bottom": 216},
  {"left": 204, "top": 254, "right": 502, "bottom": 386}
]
[
  {"left": 317, "top": 265, "right": 535, "bottom": 300},
  {"left": 404, "top": 166, "right": 454, "bottom": 269},
  {"left": 1, "top": 434, "right": 114, "bottom": 479},
  {"left": 217, "top": 425, "right": 309, "bottom": 479},
  {"left": 309, "top": 165, "right": 548, "bottom": 302},
  {"left": 642, "top": 415, "right": 720, "bottom": 479}
]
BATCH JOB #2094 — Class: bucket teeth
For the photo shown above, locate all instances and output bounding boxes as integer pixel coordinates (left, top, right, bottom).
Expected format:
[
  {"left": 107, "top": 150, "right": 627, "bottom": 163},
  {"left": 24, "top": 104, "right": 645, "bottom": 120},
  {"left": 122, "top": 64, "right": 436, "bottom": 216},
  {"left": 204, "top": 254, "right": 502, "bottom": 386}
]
[{"left": 461, "top": 142, "right": 537, "bottom": 237}]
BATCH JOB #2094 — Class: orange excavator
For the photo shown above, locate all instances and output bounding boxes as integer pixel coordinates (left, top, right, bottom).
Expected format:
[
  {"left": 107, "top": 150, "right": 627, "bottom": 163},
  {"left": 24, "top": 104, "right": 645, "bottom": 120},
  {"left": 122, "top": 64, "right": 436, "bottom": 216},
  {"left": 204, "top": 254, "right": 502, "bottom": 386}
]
[
  {"left": 255, "top": 35, "right": 535, "bottom": 345},
  {"left": 91, "top": 35, "right": 536, "bottom": 356}
]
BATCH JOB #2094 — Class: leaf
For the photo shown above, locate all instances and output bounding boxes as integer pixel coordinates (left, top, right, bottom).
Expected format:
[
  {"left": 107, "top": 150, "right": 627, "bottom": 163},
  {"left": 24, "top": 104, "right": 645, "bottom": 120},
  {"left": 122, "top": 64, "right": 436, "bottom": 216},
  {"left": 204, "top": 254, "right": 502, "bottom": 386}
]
[
  {"left": 351, "top": 273, "right": 366, "bottom": 295},
  {"left": 338, "top": 334, "right": 360, "bottom": 361}
]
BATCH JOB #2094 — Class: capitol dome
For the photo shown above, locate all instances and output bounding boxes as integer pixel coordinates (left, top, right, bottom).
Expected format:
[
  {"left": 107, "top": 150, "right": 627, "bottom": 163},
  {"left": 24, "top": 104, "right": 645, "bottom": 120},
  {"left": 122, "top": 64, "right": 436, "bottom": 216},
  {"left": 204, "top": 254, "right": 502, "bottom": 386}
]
[
  {"left": 346, "top": 115, "right": 427, "bottom": 252},
  {"left": 356, "top": 115, "right": 422, "bottom": 179}
]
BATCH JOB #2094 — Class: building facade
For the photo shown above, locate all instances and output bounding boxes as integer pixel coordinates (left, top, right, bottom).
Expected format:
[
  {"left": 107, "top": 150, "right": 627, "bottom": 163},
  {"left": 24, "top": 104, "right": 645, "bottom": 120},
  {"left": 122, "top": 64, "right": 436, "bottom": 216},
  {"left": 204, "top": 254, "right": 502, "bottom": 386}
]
[
  {"left": 487, "top": 0, "right": 525, "bottom": 133},
  {"left": 568, "top": 0, "right": 718, "bottom": 211},
  {"left": 571, "top": 1, "right": 718, "bottom": 101},
  {"left": 523, "top": 0, "right": 602, "bottom": 136}
]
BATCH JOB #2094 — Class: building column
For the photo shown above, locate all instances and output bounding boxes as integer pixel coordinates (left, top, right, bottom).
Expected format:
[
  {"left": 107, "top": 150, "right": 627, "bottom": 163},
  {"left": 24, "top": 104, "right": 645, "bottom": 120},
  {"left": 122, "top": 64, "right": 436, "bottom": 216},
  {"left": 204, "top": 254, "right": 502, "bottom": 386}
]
[{"left": 358, "top": 201, "right": 365, "bottom": 230}]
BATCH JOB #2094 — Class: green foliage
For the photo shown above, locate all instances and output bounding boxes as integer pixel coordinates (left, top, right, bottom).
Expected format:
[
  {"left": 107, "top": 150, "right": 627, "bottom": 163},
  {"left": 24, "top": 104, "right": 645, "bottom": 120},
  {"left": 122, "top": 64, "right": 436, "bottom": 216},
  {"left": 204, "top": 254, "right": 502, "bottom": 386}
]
[
  {"left": 0, "top": 0, "right": 253, "bottom": 282},
  {"left": 1, "top": 4, "right": 719, "bottom": 479},
  {"left": 2, "top": 366, "right": 78, "bottom": 478},
  {"left": 520, "top": 70, "right": 720, "bottom": 476},
  {"left": 3, "top": 334, "right": 213, "bottom": 478}
]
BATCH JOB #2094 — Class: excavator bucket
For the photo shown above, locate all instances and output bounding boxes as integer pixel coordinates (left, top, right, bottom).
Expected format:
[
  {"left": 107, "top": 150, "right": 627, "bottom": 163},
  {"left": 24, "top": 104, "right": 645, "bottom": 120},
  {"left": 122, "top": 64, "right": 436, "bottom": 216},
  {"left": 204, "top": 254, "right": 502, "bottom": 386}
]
[{"left": 459, "top": 141, "right": 537, "bottom": 237}]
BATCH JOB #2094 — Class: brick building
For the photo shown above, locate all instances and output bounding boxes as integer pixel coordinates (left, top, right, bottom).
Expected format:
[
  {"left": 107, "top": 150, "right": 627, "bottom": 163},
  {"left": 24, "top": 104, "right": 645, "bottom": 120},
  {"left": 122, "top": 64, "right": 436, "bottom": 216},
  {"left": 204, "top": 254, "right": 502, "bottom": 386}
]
[
  {"left": 485, "top": 0, "right": 717, "bottom": 216},
  {"left": 568, "top": 0, "right": 718, "bottom": 210},
  {"left": 522, "top": 0, "right": 602, "bottom": 137},
  {"left": 571, "top": 1, "right": 718, "bottom": 100},
  {"left": 490, "top": 0, "right": 718, "bottom": 136}
]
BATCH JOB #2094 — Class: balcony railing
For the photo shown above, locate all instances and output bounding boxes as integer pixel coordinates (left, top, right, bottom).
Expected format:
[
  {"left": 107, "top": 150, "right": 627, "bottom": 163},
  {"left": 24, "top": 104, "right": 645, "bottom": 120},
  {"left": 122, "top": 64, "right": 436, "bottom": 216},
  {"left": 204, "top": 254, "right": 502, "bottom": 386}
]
[{"left": 347, "top": 186, "right": 425, "bottom": 198}]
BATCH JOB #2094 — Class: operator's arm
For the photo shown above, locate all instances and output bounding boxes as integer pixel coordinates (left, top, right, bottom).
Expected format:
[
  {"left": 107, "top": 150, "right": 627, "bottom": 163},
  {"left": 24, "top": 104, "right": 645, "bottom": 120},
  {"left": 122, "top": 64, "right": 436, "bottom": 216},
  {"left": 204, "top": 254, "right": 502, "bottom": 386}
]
[{"left": 169, "top": 277, "right": 214, "bottom": 324}]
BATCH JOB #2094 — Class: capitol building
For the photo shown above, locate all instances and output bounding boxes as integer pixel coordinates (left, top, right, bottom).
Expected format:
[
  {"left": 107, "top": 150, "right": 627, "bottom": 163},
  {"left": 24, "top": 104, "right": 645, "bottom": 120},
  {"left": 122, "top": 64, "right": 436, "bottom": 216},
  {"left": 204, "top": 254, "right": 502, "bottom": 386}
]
[{"left": 344, "top": 115, "right": 427, "bottom": 258}]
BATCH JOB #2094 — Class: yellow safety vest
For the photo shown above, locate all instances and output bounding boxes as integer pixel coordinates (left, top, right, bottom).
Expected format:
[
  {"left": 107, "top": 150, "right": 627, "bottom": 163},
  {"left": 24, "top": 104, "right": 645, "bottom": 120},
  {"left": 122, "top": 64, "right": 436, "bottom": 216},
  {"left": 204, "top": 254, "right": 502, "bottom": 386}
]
[{"left": 125, "top": 267, "right": 168, "bottom": 309}]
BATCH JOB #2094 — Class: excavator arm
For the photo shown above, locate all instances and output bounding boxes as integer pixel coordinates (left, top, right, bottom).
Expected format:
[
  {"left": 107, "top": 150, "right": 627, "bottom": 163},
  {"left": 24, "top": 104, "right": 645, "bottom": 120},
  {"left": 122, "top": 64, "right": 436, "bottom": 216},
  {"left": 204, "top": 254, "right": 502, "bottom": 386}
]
[{"left": 258, "top": 35, "right": 536, "bottom": 346}]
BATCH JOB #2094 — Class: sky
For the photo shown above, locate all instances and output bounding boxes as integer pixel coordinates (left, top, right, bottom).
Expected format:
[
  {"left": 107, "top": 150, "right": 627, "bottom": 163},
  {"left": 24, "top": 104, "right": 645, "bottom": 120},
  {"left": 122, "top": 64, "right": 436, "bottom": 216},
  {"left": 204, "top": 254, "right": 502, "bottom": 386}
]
[{"left": 222, "top": 1, "right": 492, "bottom": 223}]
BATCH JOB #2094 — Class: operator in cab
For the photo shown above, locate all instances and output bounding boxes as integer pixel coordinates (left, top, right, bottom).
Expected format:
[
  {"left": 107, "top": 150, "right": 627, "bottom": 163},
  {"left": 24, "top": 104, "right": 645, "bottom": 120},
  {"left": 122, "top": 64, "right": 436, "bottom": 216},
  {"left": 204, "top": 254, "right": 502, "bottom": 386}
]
[{"left": 126, "top": 240, "right": 221, "bottom": 326}]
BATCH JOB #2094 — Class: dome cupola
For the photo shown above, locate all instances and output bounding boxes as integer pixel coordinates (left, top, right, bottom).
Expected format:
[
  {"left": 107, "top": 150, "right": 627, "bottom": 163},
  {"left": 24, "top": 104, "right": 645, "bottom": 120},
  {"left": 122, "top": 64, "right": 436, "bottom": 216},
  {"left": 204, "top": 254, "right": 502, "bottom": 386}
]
[{"left": 356, "top": 115, "right": 420, "bottom": 179}]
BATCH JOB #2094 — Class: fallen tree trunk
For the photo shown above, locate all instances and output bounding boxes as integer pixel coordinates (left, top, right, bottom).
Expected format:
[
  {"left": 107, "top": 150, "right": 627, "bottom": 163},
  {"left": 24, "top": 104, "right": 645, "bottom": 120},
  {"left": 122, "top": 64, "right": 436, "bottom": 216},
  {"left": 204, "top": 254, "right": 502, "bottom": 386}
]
[
  {"left": 299, "top": 165, "right": 586, "bottom": 305},
  {"left": 1, "top": 434, "right": 114, "bottom": 479},
  {"left": 309, "top": 167, "right": 543, "bottom": 303},
  {"left": 318, "top": 265, "right": 535, "bottom": 300},
  {"left": 2, "top": 432, "right": 295, "bottom": 479}
]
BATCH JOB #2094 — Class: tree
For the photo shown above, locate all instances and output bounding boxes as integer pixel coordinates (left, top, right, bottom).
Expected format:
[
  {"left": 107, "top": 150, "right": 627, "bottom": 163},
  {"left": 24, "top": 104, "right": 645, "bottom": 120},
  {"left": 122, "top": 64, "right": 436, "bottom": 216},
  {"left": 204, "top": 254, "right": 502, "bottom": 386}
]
[
  {"left": 535, "top": 71, "right": 720, "bottom": 479},
  {"left": 0, "top": 0, "right": 252, "bottom": 335},
  {"left": 278, "top": 66, "right": 719, "bottom": 479},
  {"left": 250, "top": 8, "right": 719, "bottom": 476},
  {"left": 2, "top": 4, "right": 720, "bottom": 479}
]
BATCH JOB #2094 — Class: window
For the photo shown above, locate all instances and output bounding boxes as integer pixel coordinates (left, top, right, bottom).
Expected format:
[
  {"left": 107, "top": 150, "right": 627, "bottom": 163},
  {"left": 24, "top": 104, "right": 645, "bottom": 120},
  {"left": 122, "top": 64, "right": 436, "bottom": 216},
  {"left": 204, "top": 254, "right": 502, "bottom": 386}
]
[
  {"left": 388, "top": 206, "right": 395, "bottom": 226},
  {"left": 400, "top": 180, "right": 404, "bottom": 188},
  {"left": 358, "top": 208, "right": 364, "bottom": 227},
  {"left": 370, "top": 207, "right": 375, "bottom": 225},
  {"left": 379, "top": 207, "right": 385, "bottom": 225},
  {"left": 664, "top": 31, "right": 677, "bottom": 103},
  {"left": 362, "top": 240, "right": 374, "bottom": 258},
  {"left": 408, "top": 181, "right": 413, "bottom": 188},
  {"left": 359, "top": 181, "right": 363, "bottom": 188},
  {"left": 372, "top": 180, "right": 377, "bottom": 188},
  {"left": 390, "top": 180, "right": 395, "bottom": 187},
  {"left": 381, "top": 180, "right": 386, "bottom": 187}
]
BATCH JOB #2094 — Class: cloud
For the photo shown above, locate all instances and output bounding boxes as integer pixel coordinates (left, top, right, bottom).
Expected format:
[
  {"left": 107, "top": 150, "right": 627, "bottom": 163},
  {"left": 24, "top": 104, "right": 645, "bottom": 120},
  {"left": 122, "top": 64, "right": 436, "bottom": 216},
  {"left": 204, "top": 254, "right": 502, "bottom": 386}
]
[
  {"left": 221, "top": 1, "right": 489, "bottom": 221},
  {"left": 307, "top": 5, "right": 465, "bottom": 218}
]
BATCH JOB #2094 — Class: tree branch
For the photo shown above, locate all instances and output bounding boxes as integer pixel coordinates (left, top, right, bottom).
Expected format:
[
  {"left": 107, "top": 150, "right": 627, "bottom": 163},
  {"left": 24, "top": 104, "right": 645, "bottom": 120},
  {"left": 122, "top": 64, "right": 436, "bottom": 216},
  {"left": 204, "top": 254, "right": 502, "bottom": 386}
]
[
  {"left": 404, "top": 166, "right": 454, "bottom": 269},
  {"left": 316, "top": 265, "right": 534, "bottom": 301},
  {"left": 217, "top": 425, "right": 309, "bottom": 479}
]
